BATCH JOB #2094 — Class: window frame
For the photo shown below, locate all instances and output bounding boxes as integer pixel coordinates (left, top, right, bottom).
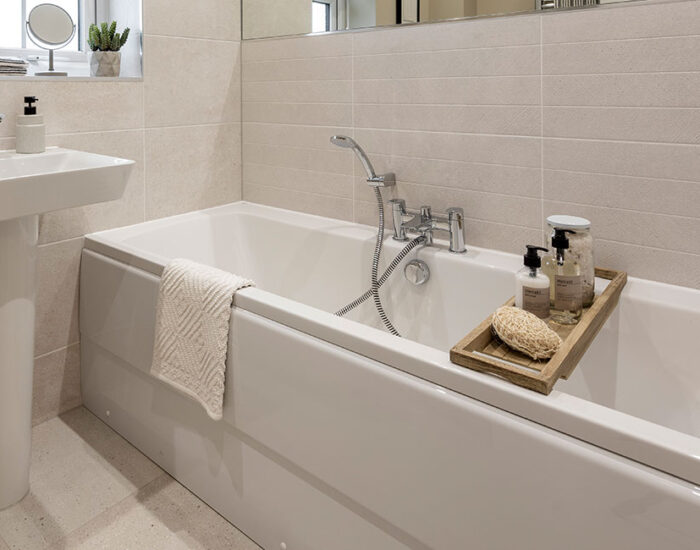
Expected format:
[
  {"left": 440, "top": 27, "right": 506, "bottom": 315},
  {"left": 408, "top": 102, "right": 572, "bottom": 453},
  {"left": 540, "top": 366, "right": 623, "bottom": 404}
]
[{"left": 312, "top": 0, "right": 338, "bottom": 33}]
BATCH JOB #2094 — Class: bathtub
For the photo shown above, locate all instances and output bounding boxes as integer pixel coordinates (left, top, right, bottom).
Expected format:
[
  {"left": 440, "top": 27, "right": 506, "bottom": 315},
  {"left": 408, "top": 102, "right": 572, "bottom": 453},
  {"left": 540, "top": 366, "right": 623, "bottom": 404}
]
[{"left": 80, "top": 201, "right": 700, "bottom": 549}]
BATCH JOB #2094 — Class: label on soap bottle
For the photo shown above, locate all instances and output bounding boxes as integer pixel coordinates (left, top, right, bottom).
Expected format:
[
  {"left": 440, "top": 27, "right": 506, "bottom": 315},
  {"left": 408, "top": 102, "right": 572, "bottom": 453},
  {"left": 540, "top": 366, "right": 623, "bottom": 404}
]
[
  {"left": 555, "top": 275, "right": 582, "bottom": 311},
  {"left": 523, "top": 286, "right": 550, "bottom": 319}
]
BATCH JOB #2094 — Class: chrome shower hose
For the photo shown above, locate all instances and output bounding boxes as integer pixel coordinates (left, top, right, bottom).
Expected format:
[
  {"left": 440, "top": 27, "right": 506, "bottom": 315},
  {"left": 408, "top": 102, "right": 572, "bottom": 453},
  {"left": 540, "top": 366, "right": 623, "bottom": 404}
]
[{"left": 335, "top": 187, "right": 425, "bottom": 337}]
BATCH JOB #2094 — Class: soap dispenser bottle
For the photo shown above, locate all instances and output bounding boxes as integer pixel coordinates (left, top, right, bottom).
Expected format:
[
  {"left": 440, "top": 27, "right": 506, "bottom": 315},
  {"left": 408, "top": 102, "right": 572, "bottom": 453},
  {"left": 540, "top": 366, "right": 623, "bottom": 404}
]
[
  {"left": 16, "top": 96, "right": 45, "bottom": 154},
  {"left": 515, "top": 245, "right": 551, "bottom": 319},
  {"left": 542, "top": 229, "right": 582, "bottom": 325}
]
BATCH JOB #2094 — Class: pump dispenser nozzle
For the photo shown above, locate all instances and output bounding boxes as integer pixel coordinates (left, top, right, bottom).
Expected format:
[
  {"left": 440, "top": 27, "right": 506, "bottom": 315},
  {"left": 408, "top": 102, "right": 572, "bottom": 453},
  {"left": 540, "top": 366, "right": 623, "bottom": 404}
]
[
  {"left": 551, "top": 228, "right": 575, "bottom": 251},
  {"left": 23, "top": 97, "right": 38, "bottom": 116},
  {"left": 524, "top": 245, "right": 548, "bottom": 269}
]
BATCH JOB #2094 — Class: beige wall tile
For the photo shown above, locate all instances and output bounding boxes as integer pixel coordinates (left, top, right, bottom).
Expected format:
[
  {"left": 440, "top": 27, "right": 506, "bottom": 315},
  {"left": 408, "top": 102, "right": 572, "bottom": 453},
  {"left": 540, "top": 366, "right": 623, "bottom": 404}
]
[
  {"left": 542, "top": 0, "right": 700, "bottom": 43},
  {"left": 544, "top": 107, "right": 700, "bottom": 144},
  {"left": 243, "top": 163, "right": 353, "bottom": 198},
  {"left": 544, "top": 138, "right": 700, "bottom": 182},
  {"left": 353, "top": 45, "right": 540, "bottom": 80},
  {"left": 355, "top": 104, "right": 540, "bottom": 136},
  {"left": 243, "top": 122, "right": 353, "bottom": 150},
  {"left": 39, "top": 130, "right": 146, "bottom": 244},
  {"left": 354, "top": 129, "right": 541, "bottom": 168},
  {"left": 32, "top": 345, "right": 81, "bottom": 426},
  {"left": 594, "top": 240, "right": 700, "bottom": 289},
  {"left": 145, "top": 124, "right": 241, "bottom": 219},
  {"left": 362, "top": 153, "right": 542, "bottom": 197},
  {"left": 543, "top": 169, "right": 700, "bottom": 219},
  {"left": 145, "top": 0, "right": 241, "bottom": 41},
  {"left": 544, "top": 35, "right": 700, "bottom": 75},
  {"left": 244, "top": 80, "right": 353, "bottom": 103},
  {"left": 243, "top": 32, "right": 352, "bottom": 62},
  {"left": 243, "top": 142, "right": 354, "bottom": 175},
  {"left": 244, "top": 56, "right": 352, "bottom": 82},
  {"left": 144, "top": 35, "right": 241, "bottom": 127},
  {"left": 353, "top": 12, "right": 539, "bottom": 55},
  {"left": 544, "top": 200, "right": 700, "bottom": 255},
  {"left": 353, "top": 76, "right": 541, "bottom": 106},
  {"left": 0, "top": 81, "right": 143, "bottom": 138},
  {"left": 243, "top": 183, "right": 353, "bottom": 221},
  {"left": 244, "top": 101, "right": 352, "bottom": 127},
  {"left": 35, "top": 238, "right": 83, "bottom": 357},
  {"left": 543, "top": 73, "right": 700, "bottom": 108}
]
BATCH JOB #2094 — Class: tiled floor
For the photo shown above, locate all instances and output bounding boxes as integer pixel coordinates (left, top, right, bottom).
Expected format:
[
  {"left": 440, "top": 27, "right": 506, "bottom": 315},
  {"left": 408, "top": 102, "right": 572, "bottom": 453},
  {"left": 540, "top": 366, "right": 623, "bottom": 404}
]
[{"left": 0, "top": 407, "right": 261, "bottom": 550}]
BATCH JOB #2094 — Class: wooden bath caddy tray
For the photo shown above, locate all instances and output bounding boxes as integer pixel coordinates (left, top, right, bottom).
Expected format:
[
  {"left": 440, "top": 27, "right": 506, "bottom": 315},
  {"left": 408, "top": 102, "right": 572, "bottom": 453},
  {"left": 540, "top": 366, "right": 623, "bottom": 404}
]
[{"left": 450, "top": 268, "right": 627, "bottom": 395}]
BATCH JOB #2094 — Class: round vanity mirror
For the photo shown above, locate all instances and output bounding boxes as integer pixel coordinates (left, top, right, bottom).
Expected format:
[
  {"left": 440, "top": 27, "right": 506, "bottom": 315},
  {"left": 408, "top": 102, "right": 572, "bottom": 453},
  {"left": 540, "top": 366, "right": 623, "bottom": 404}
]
[{"left": 26, "top": 3, "right": 76, "bottom": 76}]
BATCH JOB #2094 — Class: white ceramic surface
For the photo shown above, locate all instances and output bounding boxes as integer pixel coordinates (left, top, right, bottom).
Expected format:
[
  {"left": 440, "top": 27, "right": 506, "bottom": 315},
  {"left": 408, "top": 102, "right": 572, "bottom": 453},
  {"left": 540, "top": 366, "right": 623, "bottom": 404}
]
[
  {"left": 80, "top": 201, "right": 700, "bottom": 548},
  {"left": 0, "top": 147, "right": 132, "bottom": 510},
  {"left": 0, "top": 147, "right": 134, "bottom": 222}
]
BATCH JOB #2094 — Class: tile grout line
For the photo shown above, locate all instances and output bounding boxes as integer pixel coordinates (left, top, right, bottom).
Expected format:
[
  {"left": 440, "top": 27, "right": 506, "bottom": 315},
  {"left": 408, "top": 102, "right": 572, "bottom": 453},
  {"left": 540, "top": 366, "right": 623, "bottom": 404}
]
[
  {"left": 239, "top": 36, "right": 244, "bottom": 202},
  {"left": 540, "top": 13, "right": 545, "bottom": 245},
  {"left": 34, "top": 341, "right": 80, "bottom": 361},
  {"left": 351, "top": 33, "right": 356, "bottom": 223},
  {"left": 142, "top": 73, "right": 147, "bottom": 223}
]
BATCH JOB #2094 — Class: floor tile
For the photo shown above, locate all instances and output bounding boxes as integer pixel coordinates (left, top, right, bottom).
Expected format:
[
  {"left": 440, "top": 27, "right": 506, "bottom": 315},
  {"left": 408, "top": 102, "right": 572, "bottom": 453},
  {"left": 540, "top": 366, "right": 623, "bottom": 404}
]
[
  {"left": 0, "top": 408, "right": 163, "bottom": 549},
  {"left": 60, "top": 474, "right": 261, "bottom": 550}
]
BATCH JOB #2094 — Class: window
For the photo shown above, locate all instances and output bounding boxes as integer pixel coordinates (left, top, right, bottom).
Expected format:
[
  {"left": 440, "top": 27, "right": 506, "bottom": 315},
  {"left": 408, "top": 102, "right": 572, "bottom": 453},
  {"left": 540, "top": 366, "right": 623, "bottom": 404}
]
[
  {"left": 312, "top": 0, "right": 338, "bottom": 33},
  {"left": 312, "top": 1, "right": 330, "bottom": 33},
  {"left": 1, "top": 0, "right": 83, "bottom": 53}
]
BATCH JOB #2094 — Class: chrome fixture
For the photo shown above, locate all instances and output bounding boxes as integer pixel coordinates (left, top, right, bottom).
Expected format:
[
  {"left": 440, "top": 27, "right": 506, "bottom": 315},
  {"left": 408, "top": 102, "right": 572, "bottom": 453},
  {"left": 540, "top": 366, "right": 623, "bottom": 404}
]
[
  {"left": 404, "top": 259, "right": 430, "bottom": 286},
  {"left": 389, "top": 199, "right": 466, "bottom": 254},
  {"left": 0, "top": 114, "right": 4, "bottom": 124},
  {"left": 330, "top": 135, "right": 395, "bottom": 187},
  {"left": 539, "top": 0, "right": 599, "bottom": 9},
  {"left": 331, "top": 135, "right": 416, "bottom": 337}
]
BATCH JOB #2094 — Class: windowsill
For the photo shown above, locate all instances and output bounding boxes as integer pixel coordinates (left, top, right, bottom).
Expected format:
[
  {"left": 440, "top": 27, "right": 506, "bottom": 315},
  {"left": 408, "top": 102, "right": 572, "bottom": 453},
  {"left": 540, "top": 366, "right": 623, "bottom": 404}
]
[
  {"left": 0, "top": 75, "right": 142, "bottom": 81},
  {"left": 0, "top": 42, "right": 143, "bottom": 80}
]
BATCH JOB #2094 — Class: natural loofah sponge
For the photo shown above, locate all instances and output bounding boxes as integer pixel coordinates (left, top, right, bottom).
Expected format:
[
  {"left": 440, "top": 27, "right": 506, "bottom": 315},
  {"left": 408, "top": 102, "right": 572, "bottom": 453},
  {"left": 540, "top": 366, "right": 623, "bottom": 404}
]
[{"left": 492, "top": 306, "right": 562, "bottom": 360}]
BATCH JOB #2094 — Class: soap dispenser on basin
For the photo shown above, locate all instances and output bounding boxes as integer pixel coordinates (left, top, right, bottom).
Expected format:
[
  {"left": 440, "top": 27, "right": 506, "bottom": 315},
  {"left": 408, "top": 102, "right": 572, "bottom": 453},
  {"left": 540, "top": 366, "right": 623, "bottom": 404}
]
[{"left": 16, "top": 96, "right": 45, "bottom": 155}]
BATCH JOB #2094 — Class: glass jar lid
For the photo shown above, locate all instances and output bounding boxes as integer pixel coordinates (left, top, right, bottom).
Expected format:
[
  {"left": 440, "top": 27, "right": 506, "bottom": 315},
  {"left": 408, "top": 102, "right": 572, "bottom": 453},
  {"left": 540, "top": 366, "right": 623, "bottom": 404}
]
[{"left": 547, "top": 215, "right": 591, "bottom": 230}]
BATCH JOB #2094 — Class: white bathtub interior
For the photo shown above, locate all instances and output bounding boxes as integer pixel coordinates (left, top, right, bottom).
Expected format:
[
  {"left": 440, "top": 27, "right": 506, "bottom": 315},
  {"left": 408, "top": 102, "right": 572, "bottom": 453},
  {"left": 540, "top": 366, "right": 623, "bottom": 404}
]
[{"left": 84, "top": 202, "right": 700, "bottom": 443}]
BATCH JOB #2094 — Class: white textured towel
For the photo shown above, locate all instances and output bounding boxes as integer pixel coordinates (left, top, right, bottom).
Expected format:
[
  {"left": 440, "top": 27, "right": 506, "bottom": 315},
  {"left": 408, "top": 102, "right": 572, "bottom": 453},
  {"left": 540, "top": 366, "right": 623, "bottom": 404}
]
[{"left": 151, "top": 259, "right": 254, "bottom": 420}]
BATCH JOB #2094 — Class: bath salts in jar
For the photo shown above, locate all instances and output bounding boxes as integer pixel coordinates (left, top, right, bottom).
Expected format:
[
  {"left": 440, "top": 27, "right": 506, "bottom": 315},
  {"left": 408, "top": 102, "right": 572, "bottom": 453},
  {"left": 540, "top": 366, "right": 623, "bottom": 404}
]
[{"left": 546, "top": 215, "right": 595, "bottom": 307}]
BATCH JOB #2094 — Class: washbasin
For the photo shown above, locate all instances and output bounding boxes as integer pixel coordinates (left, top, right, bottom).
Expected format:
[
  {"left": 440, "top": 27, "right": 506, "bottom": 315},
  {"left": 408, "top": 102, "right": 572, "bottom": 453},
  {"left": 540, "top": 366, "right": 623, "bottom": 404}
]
[
  {"left": 0, "top": 146, "right": 133, "bottom": 510},
  {"left": 0, "top": 147, "right": 133, "bottom": 221}
]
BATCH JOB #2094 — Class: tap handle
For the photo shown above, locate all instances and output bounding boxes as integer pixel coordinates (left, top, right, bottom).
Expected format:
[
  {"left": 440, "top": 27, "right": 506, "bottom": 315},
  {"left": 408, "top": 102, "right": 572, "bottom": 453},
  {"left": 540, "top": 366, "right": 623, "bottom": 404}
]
[
  {"left": 447, "top": 207, "right": 464, "bottom": 221},
  {"left": 389, "top": 198, "right": 406, "bottom": 214},
  {"left": 389, "top": 199, "right": 408, "bottom": 241},
  {"left": 447, "top": 207, "right": 466, "bottom": 254},
  {"left": 420, "top": 205, "right": 432, "bottom": 222}
]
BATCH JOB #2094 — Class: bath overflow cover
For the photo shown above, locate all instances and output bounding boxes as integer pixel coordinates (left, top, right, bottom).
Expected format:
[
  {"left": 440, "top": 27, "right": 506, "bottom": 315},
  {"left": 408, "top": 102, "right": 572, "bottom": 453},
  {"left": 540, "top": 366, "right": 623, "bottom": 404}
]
[{"left": 404, "top": 259, "right": 430, "bottom": 286}]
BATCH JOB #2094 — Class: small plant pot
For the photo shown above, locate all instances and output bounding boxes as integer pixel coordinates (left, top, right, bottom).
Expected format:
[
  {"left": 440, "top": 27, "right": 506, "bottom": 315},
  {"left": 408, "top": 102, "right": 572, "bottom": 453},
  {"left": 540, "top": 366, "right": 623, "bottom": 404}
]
[{"left": 90, "top": 51, "right": 121, "bottom": 77}]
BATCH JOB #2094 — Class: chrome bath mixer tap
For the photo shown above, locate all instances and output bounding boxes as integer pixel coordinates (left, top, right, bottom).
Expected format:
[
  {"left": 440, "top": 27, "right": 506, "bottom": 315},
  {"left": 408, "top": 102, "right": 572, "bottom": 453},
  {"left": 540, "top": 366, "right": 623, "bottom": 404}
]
[{"left": 389, "top": 199, "right": 466, "bottom": 254}]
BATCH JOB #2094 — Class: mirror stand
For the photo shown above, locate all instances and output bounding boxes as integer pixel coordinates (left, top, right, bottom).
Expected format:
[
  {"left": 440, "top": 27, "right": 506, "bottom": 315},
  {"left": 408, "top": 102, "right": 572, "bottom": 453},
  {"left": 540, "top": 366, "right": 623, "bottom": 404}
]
[{"left": 34, "top": 49, "right": 67, "bottom": 77}]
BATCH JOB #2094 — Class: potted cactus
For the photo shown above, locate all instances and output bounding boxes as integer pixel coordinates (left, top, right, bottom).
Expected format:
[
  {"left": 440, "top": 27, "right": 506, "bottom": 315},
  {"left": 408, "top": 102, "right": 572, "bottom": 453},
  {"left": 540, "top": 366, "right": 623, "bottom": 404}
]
[{"left": 87, "top": 21, "right": 130, "bottom": 77}]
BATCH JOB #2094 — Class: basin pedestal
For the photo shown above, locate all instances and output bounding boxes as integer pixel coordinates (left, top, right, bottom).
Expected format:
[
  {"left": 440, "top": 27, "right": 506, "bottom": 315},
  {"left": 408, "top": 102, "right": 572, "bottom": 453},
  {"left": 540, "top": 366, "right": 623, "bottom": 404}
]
[
  {"left": 0, "top": 147, "right": 133, "bottom": 510},
  {"left": 0, "top": 215, "right": 38, "bottom": 510}
]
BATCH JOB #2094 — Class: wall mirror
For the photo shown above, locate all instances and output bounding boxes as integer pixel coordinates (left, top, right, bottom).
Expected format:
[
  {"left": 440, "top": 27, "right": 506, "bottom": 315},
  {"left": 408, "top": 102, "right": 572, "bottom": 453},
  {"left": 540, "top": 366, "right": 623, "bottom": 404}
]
[
  {"left": 0, "top": 0, "right": 142, "bottom": 78},
  {"left": 243, "top": 0, "right": 638, "bottom": 40}
]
